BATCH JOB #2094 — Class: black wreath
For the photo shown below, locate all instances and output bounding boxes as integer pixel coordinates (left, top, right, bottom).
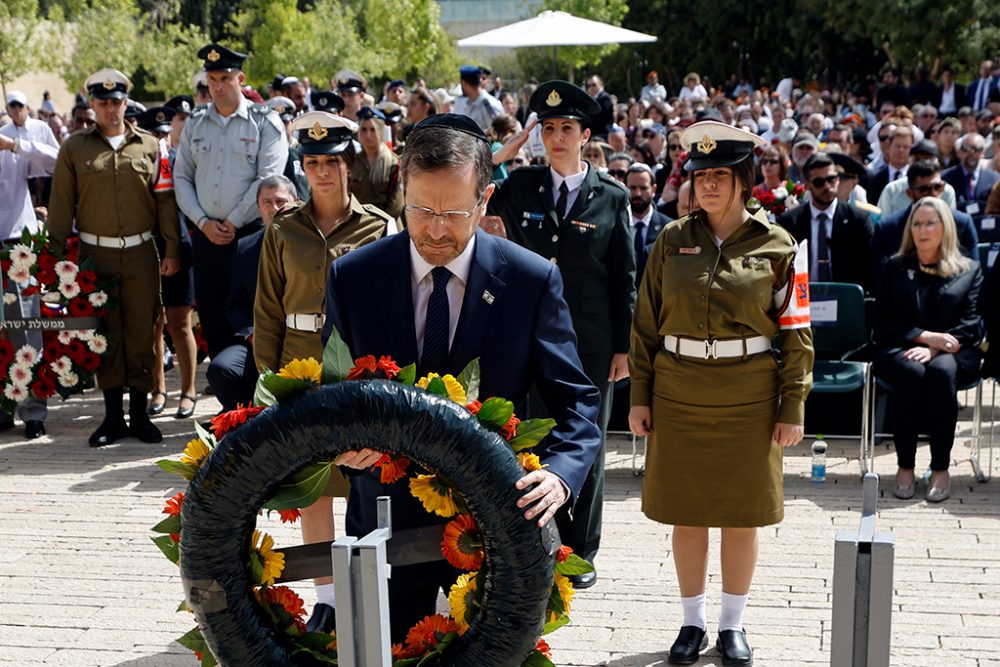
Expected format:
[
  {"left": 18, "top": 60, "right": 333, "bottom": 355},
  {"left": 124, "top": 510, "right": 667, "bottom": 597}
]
[{"left": 179, "top": 380, "right": 553, "bottom": 666}]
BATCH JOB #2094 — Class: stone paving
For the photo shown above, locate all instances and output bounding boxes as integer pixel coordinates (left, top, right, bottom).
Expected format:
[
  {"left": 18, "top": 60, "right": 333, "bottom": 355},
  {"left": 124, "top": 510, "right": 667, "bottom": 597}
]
[{"left": 1, "top": 378, "right": 998, "bottom": 667}]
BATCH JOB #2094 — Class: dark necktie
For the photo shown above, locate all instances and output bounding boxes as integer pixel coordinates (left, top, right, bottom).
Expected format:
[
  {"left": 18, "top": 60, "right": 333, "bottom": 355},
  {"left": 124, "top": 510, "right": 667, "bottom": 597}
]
[
  {"left": 634, "top": 220, "right": 647, "bottom": 267},
  {"left": 816, "top": 212, "right": 832, "bottom": 281},
  {"left": 421, "top": 267, "right": 452, "bottom": 373},
  {"left": 968, "top": 170, "right": 976, "bottom": 201},
  {"left": 555, "top": 182, "right": 569, "bottom": 223}
]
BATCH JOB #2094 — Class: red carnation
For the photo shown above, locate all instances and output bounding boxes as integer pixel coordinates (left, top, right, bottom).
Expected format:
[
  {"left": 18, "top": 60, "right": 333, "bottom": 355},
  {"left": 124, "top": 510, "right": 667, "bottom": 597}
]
[
  {"left": 346, "top": 355, "right": 378, "bottom": 380},
  {"left": 76, "top": 270, "right": 98, "bottom": 293},
  {"left": 376, "top": 355, "right": 400, "bottom": 379}
]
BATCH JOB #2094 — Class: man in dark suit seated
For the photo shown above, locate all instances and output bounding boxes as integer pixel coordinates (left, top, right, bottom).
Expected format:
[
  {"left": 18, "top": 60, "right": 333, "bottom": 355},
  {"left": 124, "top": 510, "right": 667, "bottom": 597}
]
[
  {"left": 205, "top": 175, "right": 297, "bottom": 411},
  {"left": 322, "top": 114, "right": 602, "bottom": 642},
  {"left": 941, "top": 133, "right": 1000, "bottom": 214},
  {"left": 626, "top": 163, "right": 671, "bottom": 285},
  {"left": 867, "top": 124, "right": 914, "bottom": 204},
  {"left": 872, "top": 160, "right": 979, "bottom": 284},
  {"left": 778, "top": 152, "right": 875, "bottom": 293}
]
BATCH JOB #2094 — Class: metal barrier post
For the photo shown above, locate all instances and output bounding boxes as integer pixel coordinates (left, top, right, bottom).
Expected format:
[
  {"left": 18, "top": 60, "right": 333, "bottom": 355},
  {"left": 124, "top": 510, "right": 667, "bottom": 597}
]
[{"left": 830, "top": 473, "right": 895, "bottom": 667}]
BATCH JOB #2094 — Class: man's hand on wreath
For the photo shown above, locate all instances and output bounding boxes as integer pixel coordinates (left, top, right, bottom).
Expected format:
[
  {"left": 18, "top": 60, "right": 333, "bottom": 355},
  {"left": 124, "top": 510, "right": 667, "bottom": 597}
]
[
  {"left": 161, "top": 258, "right": 180, "bottom": 276},
  {"left": 515, "top": 469, "right": 567, "bottom": 527},
  {"left": 334, "top": 448, "right": 385, "bottom": 469}
]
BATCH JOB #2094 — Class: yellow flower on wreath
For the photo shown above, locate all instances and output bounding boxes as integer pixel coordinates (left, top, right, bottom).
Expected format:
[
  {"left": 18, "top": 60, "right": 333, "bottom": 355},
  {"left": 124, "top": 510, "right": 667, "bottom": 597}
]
[
  {"left": 180, "top": 438, "right": 210, "bottom": 467},
  {"left": 278, "top": 357, "right": 322, "bottom": 383},
  {"left": 548, "top": 572, "right": 575, "bottom": 622},
  {"left": 517, "top": 452, "right": 544, "bottom": 472},
  {"left": 410, "top": 473, "right": 460, "bottom": 517},
  {"left": 416, "top": 373, "right": 467, "bottom": 405},
  {"left": 448, "top": 571, "right": 479, "bottom": 634},
  {"left": 252, "top": 529, "right": 285, "bottom": 586}
]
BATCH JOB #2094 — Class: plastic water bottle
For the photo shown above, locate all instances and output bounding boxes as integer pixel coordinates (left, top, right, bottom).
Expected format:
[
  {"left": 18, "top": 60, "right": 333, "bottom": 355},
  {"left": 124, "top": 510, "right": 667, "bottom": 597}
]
[{"left": 811, "top": 436, "right": 827, "bottom": 483}]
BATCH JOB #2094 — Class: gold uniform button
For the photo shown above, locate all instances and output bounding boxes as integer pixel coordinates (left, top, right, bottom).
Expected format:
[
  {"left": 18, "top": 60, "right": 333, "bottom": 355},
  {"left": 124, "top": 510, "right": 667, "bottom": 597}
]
[
  {"left": 698, "top": 323, "right": 705, "bottom": 329},
  {"left": 551, "top": 234, "right": 559, "bottom": 242},
  {"left": 550, "top": 257, "right": 558, "bottom": 264}
]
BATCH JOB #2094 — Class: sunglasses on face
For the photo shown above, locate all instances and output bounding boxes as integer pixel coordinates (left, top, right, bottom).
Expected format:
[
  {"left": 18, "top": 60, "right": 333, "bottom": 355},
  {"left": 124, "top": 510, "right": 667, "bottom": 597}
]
[
  {"left": 608, "top": 169, "right": 628, "bottom": 178},
  {"left": 913, "top": 181, "right": 945, "bottom": 195},
  {"left": 810, "top": 175, "right": 840, "bottom": 187},
  {"left": 760, "top": 158, "right": 782, "bottom": 166},
  {"left": 668, "top": 144, "right": 682, "bottom": 151},
  {"left": 878, "top": 134, "right": 890, "bottom": 142}
]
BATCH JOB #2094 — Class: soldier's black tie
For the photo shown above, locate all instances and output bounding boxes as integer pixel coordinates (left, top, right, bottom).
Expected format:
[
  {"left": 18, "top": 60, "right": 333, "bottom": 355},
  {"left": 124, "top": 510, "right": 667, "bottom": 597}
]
[
  {"left": 816, "top": 211, "right": 832, "bottom": 281},
  {"left": 421, "top": 266, "right": 452, "bottom": 373},
  {"left": 556, "top": 181, "right": 569, "bottom": 223}
]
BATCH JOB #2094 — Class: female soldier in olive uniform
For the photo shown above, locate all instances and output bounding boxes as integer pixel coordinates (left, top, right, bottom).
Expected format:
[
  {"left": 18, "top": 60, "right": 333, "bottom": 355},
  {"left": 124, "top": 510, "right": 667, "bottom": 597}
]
[
  {"left": 253, "top": 111, "right": 396, "bottom": 633},
  {"left": 629, "top": 122, "right": 813, "bottom": 666},
  {"left": 350, "top": 107, "right": 404, "bottom": 220}
]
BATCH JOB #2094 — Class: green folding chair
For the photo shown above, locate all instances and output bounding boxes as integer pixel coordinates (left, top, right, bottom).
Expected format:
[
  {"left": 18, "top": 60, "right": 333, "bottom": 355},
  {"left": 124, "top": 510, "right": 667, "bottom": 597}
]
[{"left": 808, "top": 282, "right": 873, "bottom": 475}]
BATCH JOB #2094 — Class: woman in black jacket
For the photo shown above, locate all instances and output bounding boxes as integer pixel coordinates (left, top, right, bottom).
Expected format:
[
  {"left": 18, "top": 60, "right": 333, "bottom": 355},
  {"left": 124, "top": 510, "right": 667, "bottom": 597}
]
[{"left": 874, "top": 197, "right": 982, "bottom": 503}]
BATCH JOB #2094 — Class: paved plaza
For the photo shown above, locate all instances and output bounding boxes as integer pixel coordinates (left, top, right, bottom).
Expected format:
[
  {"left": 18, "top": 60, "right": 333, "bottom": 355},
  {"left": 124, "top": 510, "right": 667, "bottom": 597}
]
[{"left": 1, "top": 379, "right": 998, "bottom": 667}]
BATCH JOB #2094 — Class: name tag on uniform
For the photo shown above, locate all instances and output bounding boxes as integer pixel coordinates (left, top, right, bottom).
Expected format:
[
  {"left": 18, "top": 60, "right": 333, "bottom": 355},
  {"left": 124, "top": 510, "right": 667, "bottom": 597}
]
[
  {"left": 679, "top": 246, "right": 702, "bottom": 255},
  {"left": 522, "top": 211, "right": 544, "bottom": 227},
  {"left": 239, "top": 137, "right": 258, "bottom": 145}
]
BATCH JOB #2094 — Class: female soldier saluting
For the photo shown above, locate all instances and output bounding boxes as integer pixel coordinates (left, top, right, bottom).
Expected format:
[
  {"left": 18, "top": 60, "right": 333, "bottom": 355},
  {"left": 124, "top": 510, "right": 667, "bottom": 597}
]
[{"left": 628, "top": 121, "right": 814, "bottom": 666}]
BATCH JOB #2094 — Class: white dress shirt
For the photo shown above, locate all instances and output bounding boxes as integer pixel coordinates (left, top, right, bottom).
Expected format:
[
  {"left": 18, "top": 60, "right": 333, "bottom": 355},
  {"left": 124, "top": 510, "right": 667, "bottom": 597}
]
[
  {"left": 410, "top": 235, "right": 476, "bottom": 353},
  {"left": 630, "top": 205, "right": 654, "bottom": 239},
  {"left": 0, "top": 118, "right": 60, "bottom": 240},
  {"left": 550, "top": 164, "right": 588, "bottom": 215},
  {"left": 809, "top": 199, "right": 837, "bottom": 278}
]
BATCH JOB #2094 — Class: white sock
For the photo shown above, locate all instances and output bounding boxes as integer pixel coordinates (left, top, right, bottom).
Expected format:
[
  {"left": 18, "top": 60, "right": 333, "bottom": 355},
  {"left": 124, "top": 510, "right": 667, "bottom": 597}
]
[
  {"left": 719, "top": 591, "right": 748, "bottom": 632},
  {"left": 681, "top": 593, "right": 706, "bottom": 631},
  {"left": 315, "top": 583, "right": 336, "bottom": 607}
]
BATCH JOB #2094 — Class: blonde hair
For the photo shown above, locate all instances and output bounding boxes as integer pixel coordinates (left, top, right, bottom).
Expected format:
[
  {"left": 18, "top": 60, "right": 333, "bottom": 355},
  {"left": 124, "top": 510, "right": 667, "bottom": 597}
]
[{"left": 897, "top": 197, "right": 971, "bottom": 276}]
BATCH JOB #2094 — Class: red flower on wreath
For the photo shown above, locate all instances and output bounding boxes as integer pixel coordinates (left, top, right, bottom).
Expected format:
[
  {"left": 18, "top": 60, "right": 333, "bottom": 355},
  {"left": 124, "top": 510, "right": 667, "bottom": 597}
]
[
  {"left": 0, "top": 339, "right": 14, "bottom": 368},
  {"left": 441, "top": 514, "right": 483, "bottom": 571},
  {"left": 20, "top": 285, "right": 40, "bottom": 297},
  {"left": 346, "top": 355, "right": 377, "bottom": 380},
  {"left": 405, "top": 614, "right": 456, "bottom": 653},
  {"left": 163, "top": 491, "right": 184, "bottom": 516},
  {"left": 555, "top": 544, "right": 574, "bottom": 563},
  {"left": 376, "top": 355, "right": 400, "bottom": 379},
  {"left": 31, "top": 376, "right": 57, "bottom": 399},
  {"left": 210, "top": 403, "right": 266, "bottom": 437},
  {"left": 278, "top": 509, "right": 301, "bottom": 524},
  {"left": 42, "top": 339, "right": 62, "bottom": 362},
  {"left": 465, "top": 400, "right": 482, "bottom": 415},
  {"left": 65, "top": 340, "right": 87, "bottom": 364},
  {"left": 535, "top": 638, "right": 553, "bottom": 659},
  {"left": 76, "top": 270, "right": 98, "bottom": 293},
  {"left": 79, "top": 352, "right": 101, "bottom": 373},
  {"left": 65, "top": 236, "right": 80, "bottom": 264},
  {"left": 500, "top": 413, "right": 520, "bottom": 441},
  {"left": 373, "top": 453, "right": 411, "bottom": 484},
  {"left": 68, "top": 298, "right": 95, "bottom": 318}
]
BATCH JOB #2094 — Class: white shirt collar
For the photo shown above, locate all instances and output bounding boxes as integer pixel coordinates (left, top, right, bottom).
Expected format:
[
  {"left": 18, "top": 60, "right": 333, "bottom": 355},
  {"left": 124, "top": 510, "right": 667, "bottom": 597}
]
[
  {"left": 809, "top": 198, "right": 837, "bottom": 220},
  {"left": 550, "top": 163, "right": 588, "bottom": 194},
  {"left": 631, "top": 206, "right": 654, "bottom": 227},
  {"left": 409, "top": 233, "right": 476, "bottom": 286},
  {"left": 210, "top": 95, "right": 250, "bottom": 121}
]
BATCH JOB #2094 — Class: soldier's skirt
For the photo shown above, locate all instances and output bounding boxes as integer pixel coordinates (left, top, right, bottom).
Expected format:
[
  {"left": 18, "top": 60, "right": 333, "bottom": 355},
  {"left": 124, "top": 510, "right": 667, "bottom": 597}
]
[{"left": 643, "top": 348, "right": 783, "bottom": 528}]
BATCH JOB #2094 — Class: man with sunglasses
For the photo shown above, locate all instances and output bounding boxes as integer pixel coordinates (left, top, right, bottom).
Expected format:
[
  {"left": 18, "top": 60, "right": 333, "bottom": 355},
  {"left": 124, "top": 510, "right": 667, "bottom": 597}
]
[
  {"left": 872, "top": 160, "right": 979, "bottom": 284},
  {"left": 942, "top": 133, "right": 1000, "bottom": 214},
  {"left": 778, "top": 152, "right": 874, "bottom": 293}
]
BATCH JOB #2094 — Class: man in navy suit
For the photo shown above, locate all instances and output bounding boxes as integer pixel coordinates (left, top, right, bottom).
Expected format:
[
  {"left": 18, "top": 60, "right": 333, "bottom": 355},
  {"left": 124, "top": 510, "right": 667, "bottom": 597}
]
[
  {"left": 626, "top": 163, "right": 671, "bottom": 285},
  {"left": 941, "top": 133, "right": 1000, "bottom": 213},
  {"left": 968, "top": 60, "right": 998, "bottom": 112},
  {"left": 322, "top": 114, "right": 602, "bottom": 641},
  {"left": 872, "top": 160, "right": 979, "bottom": 284}
]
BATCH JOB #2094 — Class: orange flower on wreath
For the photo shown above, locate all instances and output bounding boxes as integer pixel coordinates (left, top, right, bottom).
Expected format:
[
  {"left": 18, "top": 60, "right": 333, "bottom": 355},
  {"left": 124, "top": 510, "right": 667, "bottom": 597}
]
[
  {"left": 210, "top": 403, "right": 265, "bottom": 437},
  {"left": 441, "top": 514, "right": 483, "bottom": 571},
  {"left": 346, "top": 355, "right": 377, "bottom": 380},
  {"left": 278, "top": 509, "right": 301, "bottom": 524},
  {"left": 376, "top": 355, "right": 400, "bottom": 379},
  {"left": 163, "top": 491, "right": 184, "bottom": 517},
  {"left": 255, "top": 586, "right": 307, "bottom": 632},
  {"left": 392, "top": 642, "right": 420, "bottom": 660},
  {"left": 555, "top": 544, "right": 574, "bottom": 563},
  {"left": 373, "top": 453, "right": 411, "bottom": 484},
  {"left": 466, "top": 400, "right": 482, "bottom": 415},
  {"left": 500, "top": 413, "right": 520, "bottom": 441},
  {"left": 535, "top": 638, "right": 553, "bottom": 659},
  {"left": 404, "top": 614, "right": 456, "bottom": 653}
]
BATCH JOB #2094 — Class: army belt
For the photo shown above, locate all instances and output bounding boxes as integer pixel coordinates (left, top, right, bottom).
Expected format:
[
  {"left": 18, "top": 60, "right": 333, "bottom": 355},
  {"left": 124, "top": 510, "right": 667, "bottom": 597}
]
[
  {"left": 79, "top": 230, "right": 153, "bottom": 249},
  {"left": 286, "top": 312, "right": 325, "bottom": 332},
  {"left": 663, "top": 334, "right": 771, "bottom": 359}
]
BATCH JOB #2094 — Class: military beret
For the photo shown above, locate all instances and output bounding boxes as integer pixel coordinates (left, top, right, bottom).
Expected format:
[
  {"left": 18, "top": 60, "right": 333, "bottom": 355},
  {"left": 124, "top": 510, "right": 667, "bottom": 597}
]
[
  {"left": 681, "top": 120, "right": 767, "bottom": 171},
  {"left": 529, "top": 80, "right": 599, "bottom": 122},
  {"left": 164, "top": 95, "right": 194, "bottom": 115},
  {"left": 410, "top": 113, "right": 489, "bottom": 144},
  {"left": 85, "top": 68, "right": 132, "bottom": 101},
  {"left": 197, "top": 43, "right": 247, "bottom": 72},
  {"left": 311, "top": 90, "right": 345, "bottom": 113},
  {"left": 290, "top": 111, "right": 358, "bottom": 155}
]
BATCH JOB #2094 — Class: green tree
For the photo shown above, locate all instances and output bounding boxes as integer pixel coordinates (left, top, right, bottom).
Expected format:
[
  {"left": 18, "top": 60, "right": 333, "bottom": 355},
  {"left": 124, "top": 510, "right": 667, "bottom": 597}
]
[
  {"left": 54, "top": 0, "right": 143, "bottom": 94},
  {"left": 0, "top": 0, "right": 51, "bottom": 100},
  {"left": 140, "top": 22, "right": 211, "bottom": 98},
  {"left": 352, "top": 0, "right": 460, "bottom": 81}
]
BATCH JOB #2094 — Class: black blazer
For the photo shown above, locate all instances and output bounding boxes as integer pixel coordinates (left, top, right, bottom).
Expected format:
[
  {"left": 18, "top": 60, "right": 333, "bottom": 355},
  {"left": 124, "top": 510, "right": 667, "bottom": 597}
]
[
  {"left": 936, "top": 83, "right": 965, "bottom": 112},
  {"left": 866, "top": 166, "right": 892, "bottom": 205},
  {"left": 635, "top": 209, "right": 671, "bottom": 284},
  {"left": 871, "top": 204, "right": 979, "bottom": 284},
  {"left": 941, "top": 164, "right": 1000, "bottom": 209},
  {"left": 226, "top": 226, "right": 265, "bottom": 339},
  {"left": 874, "top": 254, "right": 982, "bottom": 375},
  {"left": 777, "top": 200, "right": 875, "bottom": 294}
]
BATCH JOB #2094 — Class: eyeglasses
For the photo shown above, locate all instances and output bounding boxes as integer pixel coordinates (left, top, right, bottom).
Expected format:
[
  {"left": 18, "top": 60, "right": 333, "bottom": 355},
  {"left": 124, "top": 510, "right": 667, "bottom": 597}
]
[
  {"left": 608, "top": 169, "right": 628, "bottom": 179},
  {"left": 667, "top": 144, "right": 682, "bottom": 151},
  {"left": 404, "top": 192, "right": 485, "bottom": 226},
  {"left": 810, "top": 174, "right": 840, "bottom": 187},
  {"left": 960, "top": 144, "right": 985, "bottom": 153},
  {"left": 912, "top": 181, "right": 945, "bottom": 195},
  {"left": 760, "top": 158, "right": 782, "bottom": 166}
]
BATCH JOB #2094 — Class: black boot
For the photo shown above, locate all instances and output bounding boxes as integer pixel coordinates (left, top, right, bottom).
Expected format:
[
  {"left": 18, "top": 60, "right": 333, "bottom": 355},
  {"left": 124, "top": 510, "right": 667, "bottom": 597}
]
[
  {"left": 129, "top": 388, "right": 163, "bottom": 443},
  {"left": 89, "top": 388, "right": 130, "bottom": 447}
]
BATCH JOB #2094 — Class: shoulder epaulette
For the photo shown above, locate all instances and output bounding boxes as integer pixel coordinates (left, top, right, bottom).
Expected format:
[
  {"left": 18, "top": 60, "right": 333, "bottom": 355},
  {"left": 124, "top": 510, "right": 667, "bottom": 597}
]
[{"left": 361, "top": 203, "right": 393, "bottom": 222}]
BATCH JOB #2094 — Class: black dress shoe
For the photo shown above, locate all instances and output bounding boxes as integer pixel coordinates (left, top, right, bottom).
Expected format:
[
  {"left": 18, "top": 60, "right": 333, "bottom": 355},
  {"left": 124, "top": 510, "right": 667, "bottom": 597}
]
[
  {"left": 129, "top": 415, "right": 163, "bottom": 443},
  {"left": 717, "top": 629, "right": 753, "bottom": 666},
  {"left": 571, "top": 569, "right": 597, "bottom": 589},
  {"left": 24, "top": 420, "right": 46, "bottom": 439},
  {"left": 305, "top": 602, "right": 336, "bottom": 634},
  {"left": 148, "top": 391, "right": 167, "bottom": 416},
  {"left": 89, "top": 416, "right": 130, "bottom": 447},
  {"left": 175, "top": 393, "right": 197, "bottom": 419},
  {"left": 668, "top": 625, "right": 708, "bottom": 665}
]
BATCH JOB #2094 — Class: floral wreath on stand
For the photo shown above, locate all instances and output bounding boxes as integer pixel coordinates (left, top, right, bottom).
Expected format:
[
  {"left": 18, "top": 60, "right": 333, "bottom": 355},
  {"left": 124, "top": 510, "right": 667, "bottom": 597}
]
[
  {"left": 152, "top": 328, "right": 593, "bottom": 666},
  {"left": 0, "top": 230, "right": 113, "bottom": 414}
]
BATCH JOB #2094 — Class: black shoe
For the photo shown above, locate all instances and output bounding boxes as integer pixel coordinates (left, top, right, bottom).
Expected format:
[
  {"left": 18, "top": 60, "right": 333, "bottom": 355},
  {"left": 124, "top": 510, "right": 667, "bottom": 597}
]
[
  {"left": 668, "top": 625, "right": 708, "bottom": 665},
  {"left": 148, "top": 391, "right": 167, "bottom": 416},
  {"left": 175, "top": 393, "right": 197, "bottom": 419},
  {"left": 570, "top": 569, "right": 597, "bottom": 589},
  {"left": 716, "top": 629, "right": 753, "bottom": 666},
  {"left": 89, "top": 416, "right": 130, "bottom": 447},
  {"left": 305, "top": 602, "right": 336, "bottom": 634},
  {"left": 129, "top": 414, "right": 163, "bottom": 443},
  {"left": 24, "top": 420, "right": 46, "bottom": 439},
  {"left": 0, "top": 418, "right": 15, "bottom": 433}
]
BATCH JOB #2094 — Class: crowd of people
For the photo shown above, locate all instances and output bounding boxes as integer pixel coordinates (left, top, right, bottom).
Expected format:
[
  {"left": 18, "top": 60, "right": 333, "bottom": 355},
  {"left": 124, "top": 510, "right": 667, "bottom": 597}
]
[{"left": 4, "top": 46, "right": 1000, "bottom": 666}]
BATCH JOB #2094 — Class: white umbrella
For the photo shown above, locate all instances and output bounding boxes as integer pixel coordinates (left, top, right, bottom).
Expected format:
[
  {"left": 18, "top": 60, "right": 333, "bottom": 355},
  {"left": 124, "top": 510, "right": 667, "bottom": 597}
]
[{"left": 457, "top": 10, "right": 656, "bottom": 76}]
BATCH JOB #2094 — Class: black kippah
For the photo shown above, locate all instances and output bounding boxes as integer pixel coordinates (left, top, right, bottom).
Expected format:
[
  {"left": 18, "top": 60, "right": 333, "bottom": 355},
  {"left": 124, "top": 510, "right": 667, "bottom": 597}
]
[{"left": 411, "top": 113, "right": 490, "bottom": 144}]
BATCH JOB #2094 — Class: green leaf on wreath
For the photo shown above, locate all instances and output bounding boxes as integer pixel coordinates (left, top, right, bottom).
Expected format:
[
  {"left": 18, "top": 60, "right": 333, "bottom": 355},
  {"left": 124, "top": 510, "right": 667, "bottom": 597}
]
[
  {"left": 194, "top": 420, "right": 217, "bottom": 449},
  {"left": 290, "top": 645, "right": 339, "bottom": 664},
  {"left": 509, "top": 418, "right": 557, "bottom": 452},
  {"left": 20, "top": 227, "right": 31, "bottom": 244},
  {"left": 263, "top": 462, "right": 333, "bottom": 511},
  {"left": 397, "top": 362, "right": 416, "bottom": 385},
  {"left": 177, "top": 600, "right": 190, "bottom": 613},
  {"left": 151, "top": 515, "right": 182, "bottom": 535},
  {"left": 542, "top": 613, "right": 569, "bottom": 635},
  {"left": 547, "top": 580, "right": 566, "bottom": 617},
  {"left": 426, "top": 375, "right": 448, "bottom": 397},
  {"left": 322, "top": 324, "right": 354, "bottom": 384},
  {"left": 294, "top": 630, "right": 337, "bottom": 652},
  {"left": 151, "top": 535, "right": 180, "bottom": 564},
  {"left": 157, "top": 459, "right": 198, "bottom": 481},
  {"left": 554, "top": 552, "right": 595, "bottom": 576},
  {"left": 457, "top": 358, "right": 481, "bottom": 404},
  {"left": 522, "top": 650, "right": 556, "bottom": 667},
  {"left": 249, "top": 550, "right": 264, "bottom": 586},
  {"left": 176, "top": 625, "right": 208, "bottom": 654},
  {"left": 261, "top": 373, "right": 313, "bottom": 403},
  {"left": 253, "top": 370, "right": 277, "bottom": 407},
  {"left": 477, "top": 397, "right": 514, "bottom": 429}
]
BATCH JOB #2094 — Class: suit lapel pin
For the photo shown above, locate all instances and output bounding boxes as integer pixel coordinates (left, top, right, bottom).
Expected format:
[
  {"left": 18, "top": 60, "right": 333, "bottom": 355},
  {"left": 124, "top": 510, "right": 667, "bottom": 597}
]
[
  {"left": 587, "top": 191, "right": 595, "bottom": 200},
  {"left": 907, "top": 269, "right": 915, "bottom": 280},
  {"left": 482, "top": 290, "right": 495, "bottom": 304},
  {"left": 538, "top": 185, "right": 545, "bottom": 193}
]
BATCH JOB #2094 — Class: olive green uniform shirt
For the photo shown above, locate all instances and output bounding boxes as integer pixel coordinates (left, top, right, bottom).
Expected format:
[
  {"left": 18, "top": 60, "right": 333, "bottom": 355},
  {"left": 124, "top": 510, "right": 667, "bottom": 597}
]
[
  {"left": 629, "top": 209, "right": 814, "bottom": 424},
  {"left": 253, "top": 195, "right": 395, "bottom": 372},
  {"left": 350, "top": 145, "right": 403, "bottom": 221},
  {"left": 48, "top": 124, "right": 181, "bottom": 258}
]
